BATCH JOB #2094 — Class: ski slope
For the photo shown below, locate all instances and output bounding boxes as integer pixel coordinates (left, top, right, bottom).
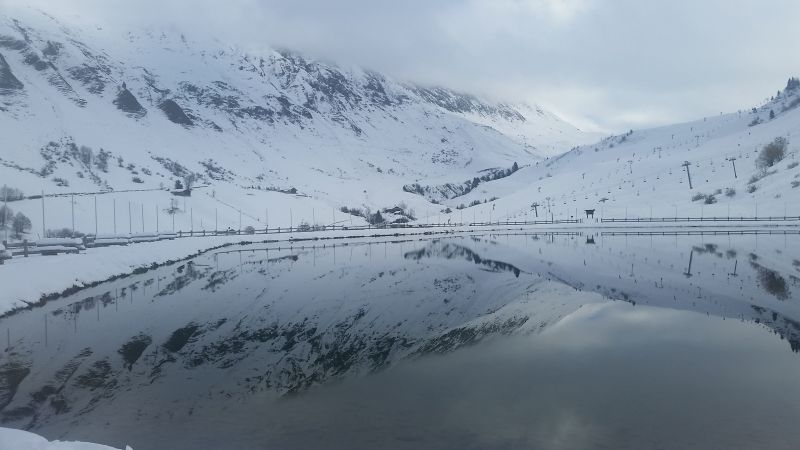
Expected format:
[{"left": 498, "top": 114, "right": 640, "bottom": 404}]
[{"left": 454, "top": 83, "right": 800, "bottom": 223}]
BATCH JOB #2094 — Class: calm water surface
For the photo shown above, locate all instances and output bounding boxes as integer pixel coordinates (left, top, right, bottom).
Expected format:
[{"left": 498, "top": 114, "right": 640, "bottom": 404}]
[{"left": 1, "top": 231, "right": 799, "bottom": 449}]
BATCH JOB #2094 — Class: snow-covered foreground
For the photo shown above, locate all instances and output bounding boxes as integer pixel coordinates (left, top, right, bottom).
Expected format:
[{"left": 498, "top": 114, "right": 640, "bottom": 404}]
[{"left": 0, "top": 427, "right": 130, "bottom": 450}]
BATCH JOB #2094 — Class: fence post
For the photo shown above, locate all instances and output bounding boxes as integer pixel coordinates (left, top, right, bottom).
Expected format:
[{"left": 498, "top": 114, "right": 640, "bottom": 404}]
[{"left": 23, "top": 239, "right": 29, "bottom": 257}]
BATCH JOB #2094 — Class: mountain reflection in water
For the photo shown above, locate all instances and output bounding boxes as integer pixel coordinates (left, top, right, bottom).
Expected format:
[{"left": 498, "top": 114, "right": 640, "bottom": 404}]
[{"left": 0, "top": 232, "right": 798, "bottom": 450}]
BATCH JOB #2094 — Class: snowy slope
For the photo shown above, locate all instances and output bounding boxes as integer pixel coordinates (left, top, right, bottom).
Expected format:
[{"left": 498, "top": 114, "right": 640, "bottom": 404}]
[
  {"left": 454, "top": 79, "right": 800, "bottom": 222},
  {"left": 0, "top": 427, "right": 130, "bottom": 450},
  {"left": 0, "top": 6, "right": 596, "bottom": 238}
]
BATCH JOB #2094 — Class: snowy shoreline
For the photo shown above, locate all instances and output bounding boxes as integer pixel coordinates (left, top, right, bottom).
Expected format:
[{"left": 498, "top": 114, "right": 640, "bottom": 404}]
[
  {"left": 0, "top": 427, "right": 130, "bottom": 450},
  {"left": 1, "top": 222, "right": 798, "bottom": 318}
]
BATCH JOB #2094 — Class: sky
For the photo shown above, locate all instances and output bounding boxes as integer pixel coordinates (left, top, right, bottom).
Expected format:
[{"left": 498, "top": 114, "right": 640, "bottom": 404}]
[{"left": 3, "top": 0, "right": 800, "bottom": 133}]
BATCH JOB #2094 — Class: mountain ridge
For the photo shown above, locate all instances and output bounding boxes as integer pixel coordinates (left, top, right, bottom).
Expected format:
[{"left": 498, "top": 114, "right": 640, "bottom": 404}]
[{"left": 0, "top": 7, "right": 598, "bottom": 234}]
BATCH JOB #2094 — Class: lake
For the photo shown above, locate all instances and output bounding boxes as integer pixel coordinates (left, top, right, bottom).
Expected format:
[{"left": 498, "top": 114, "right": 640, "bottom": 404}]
[{"left": 1, "top": 231, "right": 799, "bottom": 449}]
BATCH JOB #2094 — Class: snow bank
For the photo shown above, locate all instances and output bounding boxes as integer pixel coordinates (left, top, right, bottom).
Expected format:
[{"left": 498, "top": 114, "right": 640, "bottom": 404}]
[{"left": 0, "top": 427, "right": 130, "bottom": 450}]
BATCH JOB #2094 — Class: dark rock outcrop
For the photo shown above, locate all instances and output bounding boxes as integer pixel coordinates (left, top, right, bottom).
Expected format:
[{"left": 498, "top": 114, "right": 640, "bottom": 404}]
[
  {"left": 0, "top": 52, "right": 23, "bottom": 91},
  {"left": 113, "top": 85, "right": 146, "bottom": 117},
  {"left": 67, "top": 64, "right": 107, "bottom": 94},
  {"left": 159, "top": 99, "right": 193, "bottom": 126}
]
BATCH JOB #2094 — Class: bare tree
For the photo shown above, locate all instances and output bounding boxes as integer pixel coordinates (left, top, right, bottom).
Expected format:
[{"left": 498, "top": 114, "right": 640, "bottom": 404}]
[
  {"left": 12, "top": 212, "right": 31, "bottom": 238},
  {"left": 756, "top": 137, "right": 787, "bottom": 170}
]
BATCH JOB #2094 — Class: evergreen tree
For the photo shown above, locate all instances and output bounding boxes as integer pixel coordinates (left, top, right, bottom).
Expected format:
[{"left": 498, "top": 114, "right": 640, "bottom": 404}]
[
  {"left": 369, "top": 211, "right": 384, "bottom": 225},
  {"left": 787, "top": 77, "right": 800, "bottom": 92}
]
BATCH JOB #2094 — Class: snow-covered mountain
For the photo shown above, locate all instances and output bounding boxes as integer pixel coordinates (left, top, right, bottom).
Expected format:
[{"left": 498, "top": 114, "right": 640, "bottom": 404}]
[
  {"left": 1, "top": 6, "right": 798, "bottom": 238},
  {"left": 0, "top": 7, "right": 598, "bottom": 236}
]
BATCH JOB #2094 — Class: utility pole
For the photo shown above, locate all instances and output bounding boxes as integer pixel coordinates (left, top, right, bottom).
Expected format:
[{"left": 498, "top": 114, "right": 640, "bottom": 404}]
[
  {"left": 215, "top": 208, "right": 218, "bottom": 233},
  {"left": 3, "top": 188, "right": 8, "bottom": 243},
  {"left": 94, "top": 195, "right": 98, "bottom": 236},
  {"left": 682, "top": 161, "right": 693, "bottom": 189},
  {"left": 238, "top": 210, "right": 242, "bottom": 232},
  {"left": 141, "top": 204, "right": 144, "bottom": 233},
  {"left": 726, "top": 156, "right": 738, "bottom": 179},
  {"left": 71, "top": 194, "right": 75, "bottom": 237},
  {"left": 41, "top": 190, "right": 45, "bottom": 238},
  {"left": 156, "top": 205, "right": 159, "bottom": 233},
  {"left": 289, "top": 208, "right": 293, "bottom": 231},
  {"left": 128, "top": 201, "right": 132, "bottom": 234},
  {"left": 113, "top": 199, "right": 116, "bottom": 234}
]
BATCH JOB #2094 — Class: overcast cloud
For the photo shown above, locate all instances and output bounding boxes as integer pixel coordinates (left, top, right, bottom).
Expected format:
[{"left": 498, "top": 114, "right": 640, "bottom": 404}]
[{"left": 4, "top": 0, "right": 800, "bottom": 133}]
